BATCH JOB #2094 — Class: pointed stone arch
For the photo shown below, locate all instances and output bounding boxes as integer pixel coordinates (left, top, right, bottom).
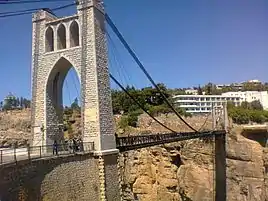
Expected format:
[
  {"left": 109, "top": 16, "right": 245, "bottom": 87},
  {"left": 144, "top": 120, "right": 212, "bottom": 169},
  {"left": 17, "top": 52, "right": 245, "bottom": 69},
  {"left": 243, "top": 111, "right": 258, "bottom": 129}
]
[
  {"left": 57, "top": 24, "right": 66, "bottom": 50},
  {"left": 45, "top": 57, "right": 80, "bottom": 145},
  {"left": 69, "top": 20, "right": 80, "bottom": 47},
  {"left": 45, "top": 26, "right": 54, "bottom": 52}
]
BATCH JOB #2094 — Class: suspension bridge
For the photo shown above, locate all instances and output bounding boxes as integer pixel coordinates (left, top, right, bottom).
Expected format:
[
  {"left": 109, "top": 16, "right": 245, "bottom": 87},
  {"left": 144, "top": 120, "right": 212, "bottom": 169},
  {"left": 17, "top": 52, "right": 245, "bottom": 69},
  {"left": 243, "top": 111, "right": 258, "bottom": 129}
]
[{"left": 0, "top": 1, "right": 227, "bottom": 201}]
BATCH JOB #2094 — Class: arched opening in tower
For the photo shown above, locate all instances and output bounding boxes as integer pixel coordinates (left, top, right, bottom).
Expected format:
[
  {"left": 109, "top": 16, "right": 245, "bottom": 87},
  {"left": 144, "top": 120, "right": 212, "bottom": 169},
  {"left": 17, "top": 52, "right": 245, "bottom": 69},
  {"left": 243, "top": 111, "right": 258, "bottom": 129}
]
[
  {"left": 57, "top": 24, "right": 66, "bottom": 50},
  {"left": 70, "top": 21, "right": 79, "bottom": 47},
  {"left": 62, "top": 67, "right": 81, "bottom": 141},
  {"left": 46, "top": 57, "right": 81, "bottom": 146},
  {"left": 45, "top": 27, "right": 54, "bottom": 52}
]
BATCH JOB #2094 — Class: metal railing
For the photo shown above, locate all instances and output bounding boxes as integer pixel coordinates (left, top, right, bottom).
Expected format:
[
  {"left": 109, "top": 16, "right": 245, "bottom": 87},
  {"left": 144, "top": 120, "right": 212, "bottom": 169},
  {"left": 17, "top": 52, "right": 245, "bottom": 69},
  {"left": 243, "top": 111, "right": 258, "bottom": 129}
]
[
  {"left": 116, "top": 130, "right": 226, "bottom": 152},
  {"left": 0, "top": 141, "right": 94, "bottom": 165}
]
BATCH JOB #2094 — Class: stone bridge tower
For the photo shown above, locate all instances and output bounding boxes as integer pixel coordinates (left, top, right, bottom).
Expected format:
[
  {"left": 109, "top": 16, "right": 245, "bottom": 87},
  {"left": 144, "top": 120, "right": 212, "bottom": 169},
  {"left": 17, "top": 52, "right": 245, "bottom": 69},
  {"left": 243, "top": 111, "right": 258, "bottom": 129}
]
[
  {"left": 31, "top": 1, "right": 120, "bottom": 199},
  {"left": 31, "top": 0, "right": 117, "bottom": 153}
]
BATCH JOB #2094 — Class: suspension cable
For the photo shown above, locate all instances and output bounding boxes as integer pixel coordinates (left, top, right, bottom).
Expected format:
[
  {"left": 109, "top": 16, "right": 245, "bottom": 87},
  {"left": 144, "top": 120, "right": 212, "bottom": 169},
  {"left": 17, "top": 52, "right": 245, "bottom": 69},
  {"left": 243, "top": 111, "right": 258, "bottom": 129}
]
[
  {"left": 107, "top": 30, "right": 132, "bottom": 86},
  {"left": 110, "top": 73, "right": 178, "bottom": 133},
  {"left": 65, "top": 78, "right": 73, "bottom": 106},
  {"left": 0, "top": 2, "right": 76, "bottom": 18},
  {"left": 197, "top": 113, "right": 210, "bottom": 132},
  {"left": 105, "top": 13, "right": 198, "bottom": 132},
  {"left": 0, "top": 7, "right": 43, "bottom": 15},
  {"left": 69, "top": 69, "right": 81, "bottom": 104},
  {"left": 0, "top": 0, "right": 72, "bottom": 5},
  {"left": 107, "top": 35, "right": 125, "bottom": 88},
  {"left": 107, "top": 28, "right": 211, "bottom": 132}
]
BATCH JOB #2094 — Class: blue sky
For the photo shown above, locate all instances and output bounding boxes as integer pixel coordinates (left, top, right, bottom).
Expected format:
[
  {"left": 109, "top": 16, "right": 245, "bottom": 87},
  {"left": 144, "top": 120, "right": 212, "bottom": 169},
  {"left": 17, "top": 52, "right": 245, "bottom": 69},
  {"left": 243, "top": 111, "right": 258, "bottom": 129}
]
[{"left": 1, "top": 0, "right": 268, "bottom": 105}]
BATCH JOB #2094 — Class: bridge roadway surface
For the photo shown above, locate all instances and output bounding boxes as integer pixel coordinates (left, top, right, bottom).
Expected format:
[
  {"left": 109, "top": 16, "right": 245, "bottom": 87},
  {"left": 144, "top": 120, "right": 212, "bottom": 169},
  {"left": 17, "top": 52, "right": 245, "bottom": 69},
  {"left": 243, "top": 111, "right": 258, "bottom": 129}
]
[
  {"left": 116, "top": 130, "right": 226, "bottom": 152},
  {"left": 0, "top": 130, "right": 226, "bottom": 164}
]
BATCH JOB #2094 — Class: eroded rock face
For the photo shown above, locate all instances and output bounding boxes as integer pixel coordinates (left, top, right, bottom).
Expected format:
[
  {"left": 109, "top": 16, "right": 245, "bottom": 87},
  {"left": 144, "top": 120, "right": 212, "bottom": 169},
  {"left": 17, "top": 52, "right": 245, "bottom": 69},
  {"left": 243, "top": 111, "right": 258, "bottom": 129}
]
[
  {"left": 1, "top": 110, "right": 267, "bottom": 200},
  {"left": 0, "top": 109, "right": 31, "bottom": 147},
  {"left": 119, "top": 128, "right": 268, "bottom": 201}
]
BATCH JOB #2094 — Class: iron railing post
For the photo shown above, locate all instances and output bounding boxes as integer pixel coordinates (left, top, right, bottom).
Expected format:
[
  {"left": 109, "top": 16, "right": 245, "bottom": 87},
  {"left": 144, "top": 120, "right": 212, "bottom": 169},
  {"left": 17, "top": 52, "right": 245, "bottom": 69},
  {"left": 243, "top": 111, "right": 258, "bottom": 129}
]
[
  {"left": 27, "top": 144, "right": 30, "bottom": 160},
  {"left": 39, "top": 146, "right": 41, "bottom": 158},
  {"left": 14, "top": 147, "right": 17, "bottom": 162},
  {"left": 0, "top": 150, "right": 2, "bottom": 164}
]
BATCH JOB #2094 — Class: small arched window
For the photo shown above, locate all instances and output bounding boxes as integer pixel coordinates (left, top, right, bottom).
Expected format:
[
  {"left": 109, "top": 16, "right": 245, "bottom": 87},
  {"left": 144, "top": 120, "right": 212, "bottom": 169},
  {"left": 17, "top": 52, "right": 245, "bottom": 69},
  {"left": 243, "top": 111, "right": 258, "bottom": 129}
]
[
  {"left": 70, "top": 21, "right": 79, "bottom": 47},
  {"left": 57, "top": 24, "right": 66, "bottom": 50},
  {"left": 45, "top": 27, "right": 54, "bottom": 52}
]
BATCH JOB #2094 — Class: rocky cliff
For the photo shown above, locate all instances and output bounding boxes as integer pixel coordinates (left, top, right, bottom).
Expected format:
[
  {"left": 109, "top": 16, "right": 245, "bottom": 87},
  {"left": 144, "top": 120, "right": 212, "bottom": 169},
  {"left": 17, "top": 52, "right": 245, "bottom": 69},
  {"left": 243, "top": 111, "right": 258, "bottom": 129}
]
[
  {"left": 0, "top": 109, "right": 31, "bottom": 147},
  {"left": 118, "top": 123, "right": 268, "bottom": 201},
  {"left": 0, "top": 110, "right": 267, "bottom": 200}
]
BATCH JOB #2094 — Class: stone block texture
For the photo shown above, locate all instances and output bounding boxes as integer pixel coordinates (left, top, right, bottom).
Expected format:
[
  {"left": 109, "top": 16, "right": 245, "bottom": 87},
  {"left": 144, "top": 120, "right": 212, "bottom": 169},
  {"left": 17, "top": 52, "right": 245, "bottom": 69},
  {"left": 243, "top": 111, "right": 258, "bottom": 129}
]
[
  {"left": 0, "top": 154, "right": 100, "bottom": 201},
  {"left": 103, "top": 154, "right": 121, "bottom": 201},
  {"left": 31, "top": 0, "right": 116, "bottom": 151}
]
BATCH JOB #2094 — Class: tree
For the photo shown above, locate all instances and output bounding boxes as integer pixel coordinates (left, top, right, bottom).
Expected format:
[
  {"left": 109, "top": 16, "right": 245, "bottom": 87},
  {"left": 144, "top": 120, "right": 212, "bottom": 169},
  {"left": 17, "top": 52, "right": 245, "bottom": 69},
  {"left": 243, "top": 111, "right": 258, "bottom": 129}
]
[
  {"left": 197, "top": 85, "right": 203, "bottom": 95},
  {"left": 241, "top": 101, "right": 250, "bottom": 109},
  {"left": 250, "top": 100, "right": 263, "bottom": 110},
  {"left": 20, "top": 97, "right": 23, "bottom": 108},
  {"left": 71, "top": 98, "right": 80, "bottom": 110},
  {"left": 206, "top": 83, "right": 212, "bottom": 95},
  {"left": 16, "top": 97, "right": 20, "bottom": 108},
  {"left": 2, "top": 99, "right": 12, "bottom": 110}
]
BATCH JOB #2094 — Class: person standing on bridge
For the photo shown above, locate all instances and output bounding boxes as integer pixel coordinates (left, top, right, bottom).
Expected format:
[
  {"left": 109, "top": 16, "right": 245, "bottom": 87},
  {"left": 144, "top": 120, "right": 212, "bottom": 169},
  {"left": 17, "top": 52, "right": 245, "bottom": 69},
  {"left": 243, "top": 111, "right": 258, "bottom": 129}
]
[{"left": 53, "top": 140, "right": 58, "bottom": 155}]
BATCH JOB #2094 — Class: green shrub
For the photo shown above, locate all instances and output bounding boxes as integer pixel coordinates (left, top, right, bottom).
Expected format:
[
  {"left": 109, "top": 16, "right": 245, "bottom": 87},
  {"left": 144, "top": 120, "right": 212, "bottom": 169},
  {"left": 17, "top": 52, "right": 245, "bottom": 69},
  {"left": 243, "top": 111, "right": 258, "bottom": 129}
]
[
  {"left": 148, "top": 104, "right": 171, "bottom": 116},
  {"left": 127, "top": 114, "right": 138, "bottom": 127},
  {"left": 118, "top": 116, "right": 128, "bottom": 129},
  {"left": 248, "top": 110, "right": 267, "bottom": 124},
  {"left": 228, "top": 106, "right": 268, "bottom": 124},
  {"left": 127, "top": 110, "right": 143, "bottom": 127},
  {"left": 228, "top": 107, "right": 250, "bottom": 124}
]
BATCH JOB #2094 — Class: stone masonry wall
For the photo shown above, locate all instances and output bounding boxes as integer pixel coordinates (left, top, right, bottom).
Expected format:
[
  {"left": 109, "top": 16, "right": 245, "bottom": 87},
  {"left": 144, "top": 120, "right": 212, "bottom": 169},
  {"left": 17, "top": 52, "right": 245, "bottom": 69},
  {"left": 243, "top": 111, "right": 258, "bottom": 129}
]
[
  {"left": 31, "top": 0, "right": 116, "bottom": 151},
  {"left": 0, "top": 154, "right": 100, "bottom": 201},
  {"left": 77, "top": 1, "right": 116, "bottom": 151},
  {"left": 32, "top": 10, "right": 83, "bottom": 146}
]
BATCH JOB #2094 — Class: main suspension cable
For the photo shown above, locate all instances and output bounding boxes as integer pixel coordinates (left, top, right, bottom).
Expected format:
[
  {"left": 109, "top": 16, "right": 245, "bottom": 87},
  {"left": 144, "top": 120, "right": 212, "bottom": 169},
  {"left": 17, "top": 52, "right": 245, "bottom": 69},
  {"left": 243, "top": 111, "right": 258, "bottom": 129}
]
[
  {"left": 0, "top": 0, "right": 72, "bottom": 5},
  {"left": 0, "top": 2, "right": 76, "bottom": 18},
  {"left": 110, "top": 73, "right": 178, "bottom": 133},
  {"left": 105, "top": 13, "right": 198, "bottom": 132}
]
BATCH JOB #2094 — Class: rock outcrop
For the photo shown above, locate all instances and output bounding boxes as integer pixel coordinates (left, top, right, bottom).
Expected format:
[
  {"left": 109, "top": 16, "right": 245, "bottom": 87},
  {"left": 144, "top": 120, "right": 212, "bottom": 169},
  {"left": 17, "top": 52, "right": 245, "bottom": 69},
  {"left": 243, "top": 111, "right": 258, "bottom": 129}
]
[
  {"left": 0, "top": 109, "right": 31, "bottom": 147},
  {"left": 118, "top": 121, "right": 268, "bottom": 201},
  {"left": 1, "top": 110, "right": 267, "bottom": 200}
]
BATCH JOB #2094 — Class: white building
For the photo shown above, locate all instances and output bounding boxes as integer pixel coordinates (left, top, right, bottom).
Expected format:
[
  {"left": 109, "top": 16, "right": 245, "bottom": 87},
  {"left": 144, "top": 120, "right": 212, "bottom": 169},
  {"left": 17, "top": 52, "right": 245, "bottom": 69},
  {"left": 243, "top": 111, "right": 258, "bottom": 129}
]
[
  {"left": 185, "top": 89, "right": 206, "bottom": 95},
  {"left": 222, "top": 91, "right": 268, "bottom": 110},
  {"left": 173, "top": 94, "right": 241, "bottom": 113},
  {"left": 185, "top": 89, "right": 198, "bottom": 95},
  {"left": 216, "top": 83, "right": 243, "bottom": 90},
  {"left": 216, "top": 79, "right": 261, "bottom": 90},
  {"left": 246, "top": 79, "right": 261, "bottom": 84}
]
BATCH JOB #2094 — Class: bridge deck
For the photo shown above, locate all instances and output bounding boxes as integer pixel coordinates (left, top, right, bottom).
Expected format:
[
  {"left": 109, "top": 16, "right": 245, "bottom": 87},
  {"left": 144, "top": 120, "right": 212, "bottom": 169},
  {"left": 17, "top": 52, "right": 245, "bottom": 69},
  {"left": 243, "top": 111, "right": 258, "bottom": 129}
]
[
  {"left": 0, "top": 130, "right": 226, "bottom": 165},
  {"left": 116, "top": 130, "right": 226, "bottom": 152}
]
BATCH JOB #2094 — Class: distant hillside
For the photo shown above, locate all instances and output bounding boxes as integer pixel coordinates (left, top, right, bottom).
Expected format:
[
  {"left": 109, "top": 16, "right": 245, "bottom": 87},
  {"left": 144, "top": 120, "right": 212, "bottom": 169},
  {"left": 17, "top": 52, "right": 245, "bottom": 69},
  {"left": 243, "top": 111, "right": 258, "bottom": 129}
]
[
  {"left": 0, "top": 109, "right": 31, "bottom": 147},
  {"left": 0, "top": 109, "right": 213, "bottom": 147}
]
